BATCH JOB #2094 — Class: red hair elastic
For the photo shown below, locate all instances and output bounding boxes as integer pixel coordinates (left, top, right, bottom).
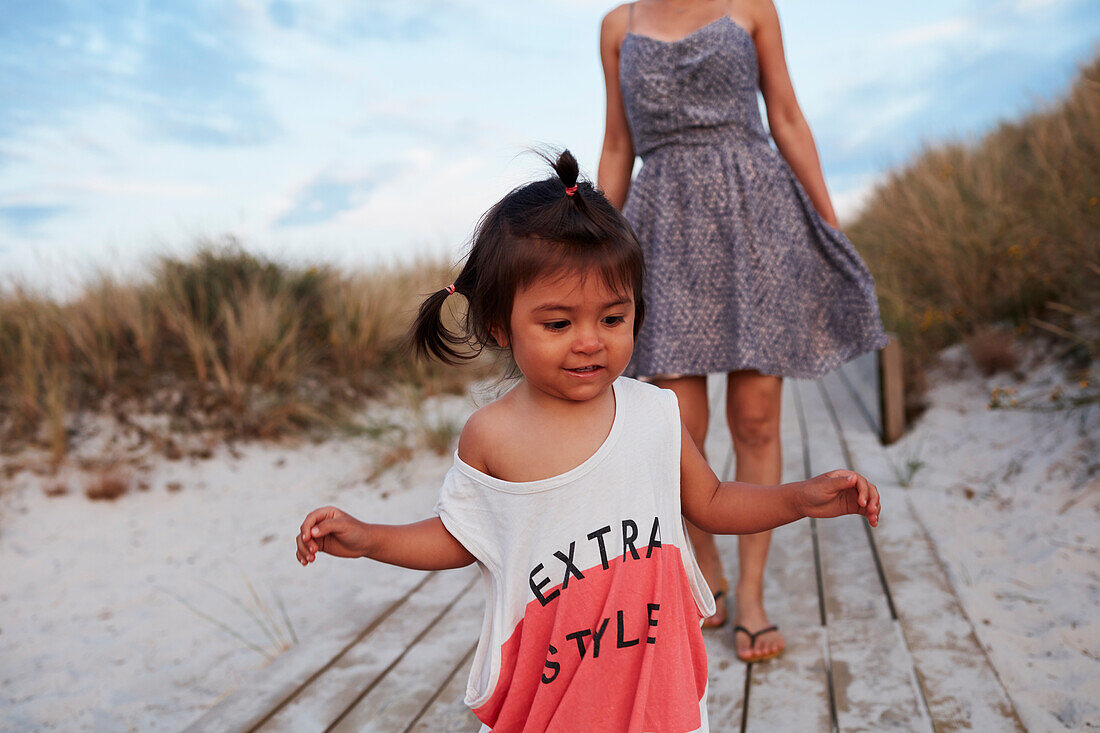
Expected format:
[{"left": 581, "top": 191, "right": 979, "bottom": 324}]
[
  {"left": 565, "top": 185, "right": 578, "bottom": 197},
  {"left": 444, "top": 283, "right": 456, "bottom": 295}
]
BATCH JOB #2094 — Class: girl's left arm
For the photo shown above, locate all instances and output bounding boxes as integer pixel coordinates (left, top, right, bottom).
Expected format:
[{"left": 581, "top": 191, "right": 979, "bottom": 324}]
[
  {"left": 678, "top": 422, "right": 880, "bottom": 533},
  {"left": 752, "top": 0, "right": 839, "bottom": 227},
  {"left": 679, "top": 421, "right": 800, "bottom": 533}
]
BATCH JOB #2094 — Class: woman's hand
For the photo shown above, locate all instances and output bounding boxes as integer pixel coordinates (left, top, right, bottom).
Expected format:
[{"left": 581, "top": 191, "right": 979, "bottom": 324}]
[
  {"left": 296, "top": 506, "right": 371, "bottom": 565},
  {"left": 797, "top": 470, "right": 881, "bottom": 526}
]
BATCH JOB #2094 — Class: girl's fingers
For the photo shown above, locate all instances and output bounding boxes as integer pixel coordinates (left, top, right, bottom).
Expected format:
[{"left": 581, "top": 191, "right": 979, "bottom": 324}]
[
  {"left": 296, "top": 513, "right": 333, "bottom": 564},
  {"left": 301, "top": 507, "right": 337, "bottom": 541},
  {"left": 301, "top": 510, "right": 323, "bottom": 538},
  {"left": 312, "top": 517, "right": 341, "bottom": 540},
  {"left": 816, "top": 471, "right": 881, "bottom": 525},
  {"left": 863, "top": 480, "right": 880, "bottom": 526}
]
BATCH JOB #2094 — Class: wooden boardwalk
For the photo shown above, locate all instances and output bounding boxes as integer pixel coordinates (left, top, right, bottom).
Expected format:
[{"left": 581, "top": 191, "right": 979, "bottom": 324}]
[{"left": 186, "top": 355, "right": 1023, "bottom": 732}]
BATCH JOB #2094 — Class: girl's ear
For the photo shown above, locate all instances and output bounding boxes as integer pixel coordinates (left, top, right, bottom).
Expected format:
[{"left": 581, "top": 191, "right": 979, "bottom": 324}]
[{"left": 490, "top": 325, "right": 509, "bottom": 348}]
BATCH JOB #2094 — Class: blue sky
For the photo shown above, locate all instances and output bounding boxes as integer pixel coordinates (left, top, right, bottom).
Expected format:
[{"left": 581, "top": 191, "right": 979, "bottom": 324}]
[{"left": 1, "top": 0, "right": 1097, "bottom": 295}]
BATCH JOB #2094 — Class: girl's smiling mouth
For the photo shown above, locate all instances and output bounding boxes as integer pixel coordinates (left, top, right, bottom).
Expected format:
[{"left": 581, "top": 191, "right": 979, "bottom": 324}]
[{"left": 565, "top": 365, "right": 604, "bottom": 375}]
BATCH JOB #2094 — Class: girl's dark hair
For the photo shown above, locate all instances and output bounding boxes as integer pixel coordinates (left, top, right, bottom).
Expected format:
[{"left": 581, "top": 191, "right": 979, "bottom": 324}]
[{"left": 412, "top": 149, "right": 646, "bottom": 364}]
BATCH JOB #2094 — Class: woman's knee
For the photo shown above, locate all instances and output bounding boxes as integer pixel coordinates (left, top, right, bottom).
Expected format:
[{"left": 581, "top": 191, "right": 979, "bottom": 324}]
[
  {"left": 730, "top": 412, "right": 779, "bottom": 450},
  {"left": 726, "top": 374, "right": 782, "bottom": 451}
]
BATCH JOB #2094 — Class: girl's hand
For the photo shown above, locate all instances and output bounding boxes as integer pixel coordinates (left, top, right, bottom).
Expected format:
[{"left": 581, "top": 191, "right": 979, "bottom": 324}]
[
  {"left": 296, "top": 506, "right": 371, "bottom": 565},
  {"left": 798, "top": 470, "right": 881, "bottom": 527}
]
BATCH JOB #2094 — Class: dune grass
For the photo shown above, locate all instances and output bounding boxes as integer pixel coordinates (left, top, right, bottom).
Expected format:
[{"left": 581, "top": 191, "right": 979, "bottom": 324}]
[
  {"left": 6, "top": 59, "right": 1096, "bottom": 461},
  {"left": 0, "top": 242, "right": 493, "bottom": 466},
  {"left": 847, "top": 55, "right": 1100, "bottom": 409}
]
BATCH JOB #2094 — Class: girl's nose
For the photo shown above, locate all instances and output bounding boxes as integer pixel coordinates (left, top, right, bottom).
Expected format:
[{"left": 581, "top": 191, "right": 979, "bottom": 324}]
[{"left": 572, "top": 326, "right": 603, "bottom": 354}]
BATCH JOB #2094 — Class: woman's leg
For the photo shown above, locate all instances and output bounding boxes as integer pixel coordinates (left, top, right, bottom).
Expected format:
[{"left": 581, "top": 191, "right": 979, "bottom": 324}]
[
  {"left": 654, "top": 375, "right": 728, "bottom": 627},
  {"left": 727, "top": 370, "right": 786, "bottom": 660}
]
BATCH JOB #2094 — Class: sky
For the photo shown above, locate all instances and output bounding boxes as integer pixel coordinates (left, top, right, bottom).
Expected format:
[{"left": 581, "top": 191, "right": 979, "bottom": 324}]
[{"left": 1, "top": 0, "right": 1097, "bottom": 296}]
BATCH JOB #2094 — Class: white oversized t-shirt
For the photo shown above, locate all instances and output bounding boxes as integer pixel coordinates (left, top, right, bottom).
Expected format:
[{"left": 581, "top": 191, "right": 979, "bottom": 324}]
[{"left": 436, "top": 377, "right": 716, "bottom": 732}]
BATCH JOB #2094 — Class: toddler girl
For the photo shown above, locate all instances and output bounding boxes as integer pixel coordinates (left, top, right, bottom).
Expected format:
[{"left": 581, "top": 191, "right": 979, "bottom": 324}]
[{"left": 295, "top": 150, "right": 880, "bottom": 732}]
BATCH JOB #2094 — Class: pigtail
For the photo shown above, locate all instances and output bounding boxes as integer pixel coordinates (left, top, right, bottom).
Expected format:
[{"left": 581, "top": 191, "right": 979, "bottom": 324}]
[
  {"left": 411, "top": 277, "right": 472, "bottom": 365},
  {"left": 412, "top": 147, "right": 646, "bottom": 366}
]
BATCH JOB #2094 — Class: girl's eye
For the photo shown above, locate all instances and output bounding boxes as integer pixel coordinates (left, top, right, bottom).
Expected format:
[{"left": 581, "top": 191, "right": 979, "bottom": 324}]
[
  {"left": 545, "top": 320, "right": 569, "bottom": 331},
  {"left": 603, "top": 315, "right": 626, "bottom": 326}
]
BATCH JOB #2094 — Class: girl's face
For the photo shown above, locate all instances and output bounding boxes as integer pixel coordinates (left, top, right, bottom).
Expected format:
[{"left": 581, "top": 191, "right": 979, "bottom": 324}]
[{"left": 497, "top": 270, "right": 635, "bottom": 404}]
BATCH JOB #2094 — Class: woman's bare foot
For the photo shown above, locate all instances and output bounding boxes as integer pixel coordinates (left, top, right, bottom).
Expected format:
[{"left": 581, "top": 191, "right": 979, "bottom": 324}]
[{"left": 734, "top": 584, "right": 785, "bottom": 661}]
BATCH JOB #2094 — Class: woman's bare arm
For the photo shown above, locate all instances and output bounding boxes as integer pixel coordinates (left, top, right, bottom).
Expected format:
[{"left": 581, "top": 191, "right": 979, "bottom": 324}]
[
  {"left": 597, "top": 5, "right": 636, "bottom": 209},
  {"left": 751, "top": 0, "right": 839, "bottom": 227}
]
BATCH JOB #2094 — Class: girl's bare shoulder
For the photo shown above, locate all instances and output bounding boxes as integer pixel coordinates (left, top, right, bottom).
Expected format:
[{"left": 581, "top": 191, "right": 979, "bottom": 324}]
[{"left": 456, "top": 392, "right": 520, "bottom": 473}]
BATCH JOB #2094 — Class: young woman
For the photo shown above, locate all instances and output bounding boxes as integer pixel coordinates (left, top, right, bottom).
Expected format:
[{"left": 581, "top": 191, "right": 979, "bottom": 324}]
[{"left": 598, "top": 0, "right": 887, "bottom": 661}]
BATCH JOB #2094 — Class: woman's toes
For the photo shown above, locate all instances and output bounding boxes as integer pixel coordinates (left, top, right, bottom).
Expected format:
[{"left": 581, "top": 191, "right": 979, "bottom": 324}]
[{"left": 753, "top": 628, "right": 786, "bottom": 658}]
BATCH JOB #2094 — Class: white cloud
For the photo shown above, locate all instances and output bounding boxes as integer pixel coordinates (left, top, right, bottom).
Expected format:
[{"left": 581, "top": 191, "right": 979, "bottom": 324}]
[
  {"left": 1, "top": 0, "right": 1091, "bottom": 295},
  {"left": 881, "top": 18, "right": 972, "bottom": 48},
  {"left": 839, "top": 90, "right": 934, "bottom": 150},
  {"left": 69, "top": 179, "right": 215, "bottom": 198},
  {"left": 832, "top": 176, "right": 882, "bottom": 225},
  {"left": 1015, "top": 0, "right": 1066, "bottom": 11}
]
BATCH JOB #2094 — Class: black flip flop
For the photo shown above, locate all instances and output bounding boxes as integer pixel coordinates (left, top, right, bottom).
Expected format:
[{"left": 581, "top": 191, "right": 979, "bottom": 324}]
[{"left": 733, "top": 624, "right": 783, "bottom": 663}]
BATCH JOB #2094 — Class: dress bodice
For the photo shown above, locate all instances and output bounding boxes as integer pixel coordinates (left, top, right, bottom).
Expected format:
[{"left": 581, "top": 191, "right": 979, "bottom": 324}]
[{"left": 620, "top": 15, "right": 769, "bottom": 157}]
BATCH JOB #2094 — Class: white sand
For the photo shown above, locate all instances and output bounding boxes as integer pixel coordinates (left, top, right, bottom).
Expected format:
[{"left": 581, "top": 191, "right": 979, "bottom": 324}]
[
  {"left": 1, "top": 351, "right": 1096, "bottom": 730},
  {"left": 0, "top": 388, "right": 482, "bottom": 731},
  {"left": 881, "top": 345, "right": 1100, "bottom": 730}
]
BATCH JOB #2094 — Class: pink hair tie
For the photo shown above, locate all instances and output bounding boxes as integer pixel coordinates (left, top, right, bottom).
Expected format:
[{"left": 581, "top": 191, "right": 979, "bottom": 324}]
[
  {"left": 565, "top": 185, "right": 578, "bottom": 197},
  {"left": 444, "top": 283, "right": 456, "bottom": 295}
]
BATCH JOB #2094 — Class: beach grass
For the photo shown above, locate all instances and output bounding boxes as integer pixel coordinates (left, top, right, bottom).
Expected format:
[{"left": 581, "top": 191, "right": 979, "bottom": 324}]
[
  {"left": 5, "top": 59, "right": 1096, "bottom": 461},
  {"left": 847, "top": 55, "right": 1100, "bottom": 411},
  {"left": 0, "top": 243, "right": 494, "bottom": 465}
]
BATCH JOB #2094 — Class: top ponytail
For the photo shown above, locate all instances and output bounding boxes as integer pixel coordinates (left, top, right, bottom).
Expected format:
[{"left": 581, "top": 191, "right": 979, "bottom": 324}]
[
  {"left": 410, "top": 148, "right": 645, "bottom": 365},
  {"left": 551, "top": 149, "right": 579, "bottom": 191}
]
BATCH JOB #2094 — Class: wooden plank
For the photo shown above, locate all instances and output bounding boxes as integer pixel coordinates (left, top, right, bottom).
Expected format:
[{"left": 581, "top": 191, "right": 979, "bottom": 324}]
[
  {"left": 825, "top": 618, "right": 929, "bottom": 731},
  {"left": 182, "top": 569, "right": 429, "bottom": 733},
  {"left": 744, "top": 382, "right": 831, "bottom": 732},
  {"left": 875, "top": 492, "right": 1026, "bottom": 732},
  {"left": 820, "top": 371, "right": 1025, "bottom": 731},
  {"left": 821, "top": 368, "right": 894, "bottom": 481},
  {"left": 835, "top": 351, "right": 881, "bottom": 437},
  {"left": 879, "top": 336, "right": 905, "bottom": 444},
  {"left": 798, "top": 378, "right": 930, "bottom": 731},
  {"left": 406, "top": 644, "right": 481, "bottom": 732},
  {"left": 256, "top": 567, "right": 478, "bottom": 732},
  {"left": 330, "top": 581, "right": 484, "bottom": 732},
  {"left": 703, "top": 373, "right": 734, "bottom": 478},
  {"left": 744, "top": 522, "right": 832, "bottom": 732},
  {"left": 701, "top": 373, "right": 748, "bottom": 729}
]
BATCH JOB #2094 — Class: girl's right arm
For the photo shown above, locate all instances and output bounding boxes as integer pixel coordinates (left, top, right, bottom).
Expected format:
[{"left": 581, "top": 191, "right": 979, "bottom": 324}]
[
  {"left": 297, "top": 508, "right": 475, "bottom": 571},
  {"left": 597, "top": 5, "right": 635, "bottom": 209}
]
